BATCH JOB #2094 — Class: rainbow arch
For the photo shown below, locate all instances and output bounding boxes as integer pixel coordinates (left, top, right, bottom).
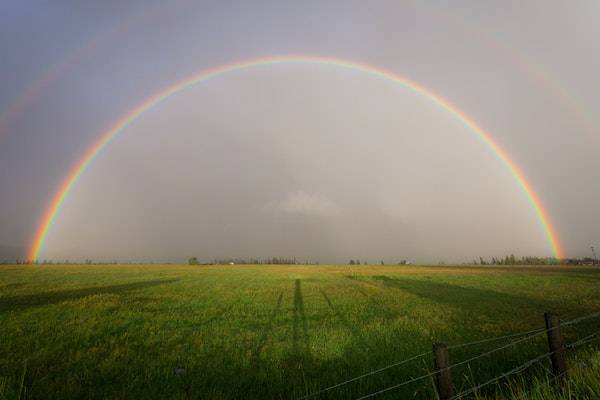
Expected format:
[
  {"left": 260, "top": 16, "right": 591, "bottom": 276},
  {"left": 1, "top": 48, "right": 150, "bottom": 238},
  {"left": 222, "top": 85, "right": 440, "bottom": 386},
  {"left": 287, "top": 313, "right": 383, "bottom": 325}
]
[{"left": 28, "top": 55, "right": 564, "bottom": 261}]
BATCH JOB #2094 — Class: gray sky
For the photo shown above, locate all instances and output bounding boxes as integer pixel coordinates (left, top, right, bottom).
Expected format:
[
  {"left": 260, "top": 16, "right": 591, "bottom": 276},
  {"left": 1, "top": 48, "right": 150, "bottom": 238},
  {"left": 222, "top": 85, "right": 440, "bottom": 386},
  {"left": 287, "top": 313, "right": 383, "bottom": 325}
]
[{"left": 0, "top": 0, "right": 598, "bottom": 263}]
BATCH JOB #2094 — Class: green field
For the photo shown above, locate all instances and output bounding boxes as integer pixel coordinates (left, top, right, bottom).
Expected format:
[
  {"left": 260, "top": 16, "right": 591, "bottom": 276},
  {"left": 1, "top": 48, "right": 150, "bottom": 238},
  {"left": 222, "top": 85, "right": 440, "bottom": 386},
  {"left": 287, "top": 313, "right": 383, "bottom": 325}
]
[{"left": 1, "top": 264, "right": 599, "bottom": 399}]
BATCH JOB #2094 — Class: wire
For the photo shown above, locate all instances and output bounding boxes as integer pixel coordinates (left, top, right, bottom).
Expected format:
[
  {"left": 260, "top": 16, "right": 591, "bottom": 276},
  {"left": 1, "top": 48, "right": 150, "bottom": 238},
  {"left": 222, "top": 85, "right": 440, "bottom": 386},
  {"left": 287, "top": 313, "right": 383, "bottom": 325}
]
[
  {"left": 562, "top": 310, "right": 600, "bottom": 327},
  {"left": 298, "top": 309, "right": 600, "bottom": 400},
  {"left": 352, "top": 329, "right": 547, "bottom": 400},
  {"left": 444, "top": 329, "right": 547, "bottom": 371},
  {"left": 567, "top": 328, "right": 600, "bottom": 349},
  {"left": 446, "top": 324, "right": 600, "bottom": 399},
  {"left": 353, "top": 369, "right": 439, "bottom": 400},
  {"left": 448, "top": 352, "right": 552, "bottom": 400},
  {"left": 447, "top": 327, "right": 546, "bottom": 350},
  {"left": 296, "top": 351, "right": 431, "bottom": 399},
  {"left": 299, "top": 327, "right": 554, "bottom": 399}
]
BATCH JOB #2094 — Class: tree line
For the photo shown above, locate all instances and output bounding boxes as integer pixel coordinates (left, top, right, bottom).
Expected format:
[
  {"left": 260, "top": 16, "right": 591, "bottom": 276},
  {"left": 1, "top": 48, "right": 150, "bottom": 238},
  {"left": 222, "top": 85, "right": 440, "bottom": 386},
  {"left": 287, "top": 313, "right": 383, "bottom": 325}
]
[
  {"left": 189, "top": 257, "right": 312, "bottom": 265},
  {"left": 3, "top": 255, "right": 598, "bottom": 266},
  {"left": 473, "top": 255, "right": 599, "bottom": 266}
]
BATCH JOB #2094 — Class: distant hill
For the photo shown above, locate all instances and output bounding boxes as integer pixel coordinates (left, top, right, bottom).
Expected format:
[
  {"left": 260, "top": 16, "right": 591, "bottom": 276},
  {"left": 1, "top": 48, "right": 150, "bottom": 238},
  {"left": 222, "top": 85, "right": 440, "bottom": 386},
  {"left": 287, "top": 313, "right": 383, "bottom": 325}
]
[{"left": 0, "top": 244, "right": 26, "bottom": 263}]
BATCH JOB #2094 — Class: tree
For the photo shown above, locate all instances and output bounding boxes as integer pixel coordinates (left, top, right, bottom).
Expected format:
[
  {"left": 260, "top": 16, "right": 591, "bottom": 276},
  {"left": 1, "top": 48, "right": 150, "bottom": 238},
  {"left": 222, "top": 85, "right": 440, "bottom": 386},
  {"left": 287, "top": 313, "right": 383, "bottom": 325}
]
[
  {"left": 188, "top": 257, "right": 199, "bottom": 265},
  {"left": 349, "top": 259, "right": 355, "bottom": 265}
]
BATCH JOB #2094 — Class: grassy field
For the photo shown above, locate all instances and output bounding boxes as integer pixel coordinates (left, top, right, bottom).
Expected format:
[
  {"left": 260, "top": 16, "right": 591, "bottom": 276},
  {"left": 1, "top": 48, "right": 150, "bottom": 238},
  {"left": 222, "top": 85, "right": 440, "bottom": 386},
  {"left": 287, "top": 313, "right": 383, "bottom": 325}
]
[{"left": 1, "top": 264, "right": 599, "bottom": 399}]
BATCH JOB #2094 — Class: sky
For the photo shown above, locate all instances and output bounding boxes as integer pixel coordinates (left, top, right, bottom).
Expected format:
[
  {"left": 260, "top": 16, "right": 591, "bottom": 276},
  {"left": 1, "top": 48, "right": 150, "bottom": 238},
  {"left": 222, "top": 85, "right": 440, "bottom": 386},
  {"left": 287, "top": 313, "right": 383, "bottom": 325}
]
[{"left": 0, "top": 0, "right": 599, "bottom": 263}]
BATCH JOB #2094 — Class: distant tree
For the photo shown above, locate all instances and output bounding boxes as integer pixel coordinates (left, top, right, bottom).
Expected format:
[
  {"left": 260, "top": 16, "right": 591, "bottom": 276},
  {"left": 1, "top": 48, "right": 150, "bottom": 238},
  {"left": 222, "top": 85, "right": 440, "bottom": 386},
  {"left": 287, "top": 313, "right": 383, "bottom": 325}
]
[
  {"left": 380, "top": 260, "right": 384, "bottom": 265},
  {"left": 188, "top": 257, "right": 199, "bottom": 265},
  {"left": 349, "top": 259, "right": 355, "bottom": 265}
]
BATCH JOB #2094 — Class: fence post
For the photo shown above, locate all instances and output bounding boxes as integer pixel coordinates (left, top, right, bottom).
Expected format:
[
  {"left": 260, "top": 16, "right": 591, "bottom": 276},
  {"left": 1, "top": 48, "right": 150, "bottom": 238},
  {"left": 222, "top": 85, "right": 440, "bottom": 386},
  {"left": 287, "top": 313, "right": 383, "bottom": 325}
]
[
  {"left": 433, "top": 343, "right": 454, "bottom": 400},
  {"left": 544, "top": 313, "right": 568, "bottom": 381}
]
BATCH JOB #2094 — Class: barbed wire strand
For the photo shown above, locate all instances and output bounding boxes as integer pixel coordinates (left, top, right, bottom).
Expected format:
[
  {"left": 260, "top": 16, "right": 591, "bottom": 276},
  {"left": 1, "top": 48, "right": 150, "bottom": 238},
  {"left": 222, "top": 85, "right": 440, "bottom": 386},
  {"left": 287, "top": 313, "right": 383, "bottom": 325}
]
[
  {"left": 349, "top": 310, "right": 600, "bottom": 400},
  {"left": 527, "top": 334, "right": 600, "bottom": 396},
  {"left": 296, "top": 350, "right": 431, "bottom": 400},
  {"left": 298, "top": 309, "right": 600, "bottom": 400},
  {"left": 353, "top": 329, "right": 549, "bottom": 400},
  {"left": 297, "top": 329, "right": 543, "bottom": 400},
  {"left": 562, "top": 310, "right": 600, "bottom": 327},
  {"left": 448, "top": 352, "right": 553, "bottom": 400},
  {"left": 353, "top": 368, "right": 440, "bottom": 400},
  {"left": 447, "top": 327, "right": 545, "bottom": 350},
  {"left": 299, "top": 326, "right": 556, "bottom": 399},
  {"left": 445, "top": 328, "right": 600, "bottom": 400},
  {"left": 443, "top": 329, "right": 549, "bottom": 371},
  {"left": 567, "top": 328, "right": 600, "bottom": 349}
]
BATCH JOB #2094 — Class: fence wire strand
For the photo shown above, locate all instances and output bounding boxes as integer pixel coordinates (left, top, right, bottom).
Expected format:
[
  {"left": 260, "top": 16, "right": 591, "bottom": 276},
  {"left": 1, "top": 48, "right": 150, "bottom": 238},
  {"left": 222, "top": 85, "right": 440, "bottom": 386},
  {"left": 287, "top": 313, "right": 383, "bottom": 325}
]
[
  {"left": 296, "top": 350, "right": 431, "bottom": 399},
  {"left": 447, "top": 327, "right": 545, "bottom": 350},
  {"left": 297, "top": 329, "right": 544, "bottom": 400},
  {"left": 567, "top": 328, "right": 600, "bottom": 349},
  {"left": 353, "top": 369, "right": 439, "bottom": 400},
  {"left": 298, "top": 309, "right": 600, "bottom": 400},
  {"left": 351, "top": 329, "right": 548, "bottom": 400},
  {"left": 562, "top": 310, "right": 600, "bottom": 327},
  {"left": 442, "top": 326, "right": 600, "bottom": 399},
  {"left": 448, "top": 352, "right": 552, "bottom": 400},
  {"left": 298, "top": 326, "right": 554, "bottom": 399}
]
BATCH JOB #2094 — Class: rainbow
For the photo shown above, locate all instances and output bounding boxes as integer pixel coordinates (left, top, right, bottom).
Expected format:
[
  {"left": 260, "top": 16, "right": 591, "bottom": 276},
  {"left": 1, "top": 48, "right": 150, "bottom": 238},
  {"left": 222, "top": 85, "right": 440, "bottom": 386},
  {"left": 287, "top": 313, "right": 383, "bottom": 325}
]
[{"left": 28, "top": 55, "right": 564, "bottom": 261}]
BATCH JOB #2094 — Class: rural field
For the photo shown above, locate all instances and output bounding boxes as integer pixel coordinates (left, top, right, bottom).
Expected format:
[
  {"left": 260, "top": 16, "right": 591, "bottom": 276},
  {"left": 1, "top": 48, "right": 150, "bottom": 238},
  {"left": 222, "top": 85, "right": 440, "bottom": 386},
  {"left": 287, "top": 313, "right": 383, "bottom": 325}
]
[{"left": 1, "top": 264, "right": 599, "bottom": 399}]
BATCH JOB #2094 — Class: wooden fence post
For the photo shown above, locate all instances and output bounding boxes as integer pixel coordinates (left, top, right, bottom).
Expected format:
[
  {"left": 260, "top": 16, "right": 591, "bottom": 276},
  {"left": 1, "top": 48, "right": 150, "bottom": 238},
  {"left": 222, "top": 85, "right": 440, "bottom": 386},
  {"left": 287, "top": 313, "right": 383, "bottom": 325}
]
[
  {"left": 433, "top": 343, "right": 454, "bottom": 400},
  {"left": 544, "top": 313, "right": 568, "bottom": 380}
]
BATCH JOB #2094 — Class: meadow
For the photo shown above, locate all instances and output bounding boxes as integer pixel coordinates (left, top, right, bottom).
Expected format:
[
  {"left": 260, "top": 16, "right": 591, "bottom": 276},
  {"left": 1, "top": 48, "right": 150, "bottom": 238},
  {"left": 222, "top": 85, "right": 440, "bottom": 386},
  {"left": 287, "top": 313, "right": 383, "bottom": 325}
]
[{"left": 0, "top": 264, "right": 599, "bottom": 399}]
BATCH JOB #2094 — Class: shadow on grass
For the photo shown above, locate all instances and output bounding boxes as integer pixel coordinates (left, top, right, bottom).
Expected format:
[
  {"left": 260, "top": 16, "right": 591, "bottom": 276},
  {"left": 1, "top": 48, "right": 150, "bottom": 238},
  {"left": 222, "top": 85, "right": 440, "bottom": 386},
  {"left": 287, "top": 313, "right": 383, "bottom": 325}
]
[
  {"left": 370, "top": 275, "right": 585, "bottom": 318},
  {"left": 0, "top": 282, "right": 26, "bottom": 290},
  {"left": 320, "top": 288, "right": 373, "bottom": 353},
  {"left": 0, "top": 279, "right": 179, "bottom": 312},
  {"left": 346, "top": 276, "right": 398, "bottom": 320},
  {"left": 293, "top": 279, "right": 310, "bottom": 358}
]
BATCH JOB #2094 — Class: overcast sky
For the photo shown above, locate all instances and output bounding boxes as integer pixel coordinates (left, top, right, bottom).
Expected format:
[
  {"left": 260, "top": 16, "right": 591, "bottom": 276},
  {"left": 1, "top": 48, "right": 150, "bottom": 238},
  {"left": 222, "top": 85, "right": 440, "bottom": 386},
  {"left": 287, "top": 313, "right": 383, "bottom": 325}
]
[{"left": 0, "top": 1, "right": 598, "bottom": 263}]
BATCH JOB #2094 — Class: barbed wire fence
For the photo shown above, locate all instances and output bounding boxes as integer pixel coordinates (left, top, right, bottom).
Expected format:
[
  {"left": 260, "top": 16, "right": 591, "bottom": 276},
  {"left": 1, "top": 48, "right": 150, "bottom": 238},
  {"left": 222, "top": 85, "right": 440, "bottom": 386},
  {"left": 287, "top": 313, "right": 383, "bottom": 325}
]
[{"left": 296, "top": 310, "right": 600, "bottom": 400}]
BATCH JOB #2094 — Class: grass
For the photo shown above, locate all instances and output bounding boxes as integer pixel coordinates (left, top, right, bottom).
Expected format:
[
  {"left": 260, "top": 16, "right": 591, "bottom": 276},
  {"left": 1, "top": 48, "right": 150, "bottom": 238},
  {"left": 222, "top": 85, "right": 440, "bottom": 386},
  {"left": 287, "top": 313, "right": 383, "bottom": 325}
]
[{"left": 0, "top": 264, "right": 599, "bottom": 399}]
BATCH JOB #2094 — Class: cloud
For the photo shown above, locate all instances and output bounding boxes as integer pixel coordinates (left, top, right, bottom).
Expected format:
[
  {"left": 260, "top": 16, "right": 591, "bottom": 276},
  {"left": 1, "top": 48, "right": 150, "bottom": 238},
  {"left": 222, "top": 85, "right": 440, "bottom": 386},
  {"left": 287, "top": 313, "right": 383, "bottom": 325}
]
[{"left": 267, "top": 191, "right": 341, "bottom": 217}]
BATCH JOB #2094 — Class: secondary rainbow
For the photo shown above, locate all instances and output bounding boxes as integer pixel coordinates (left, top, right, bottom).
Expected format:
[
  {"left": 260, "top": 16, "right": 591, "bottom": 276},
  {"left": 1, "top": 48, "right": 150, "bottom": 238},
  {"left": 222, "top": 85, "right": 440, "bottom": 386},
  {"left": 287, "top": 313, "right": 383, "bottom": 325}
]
[
  {"left": 0, "top": 0, "right": 180, "bottom": 139},
  {"left": 28, "top": 55, "right": 564, "bottom": 260}
]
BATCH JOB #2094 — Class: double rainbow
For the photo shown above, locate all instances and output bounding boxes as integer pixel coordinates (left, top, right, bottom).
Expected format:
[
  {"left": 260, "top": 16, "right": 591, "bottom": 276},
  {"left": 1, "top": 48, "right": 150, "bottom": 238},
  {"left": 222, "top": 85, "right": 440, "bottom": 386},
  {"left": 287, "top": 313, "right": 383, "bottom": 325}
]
[{"left": 28, "top": 55, "right": 564, "bottom": 261}]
